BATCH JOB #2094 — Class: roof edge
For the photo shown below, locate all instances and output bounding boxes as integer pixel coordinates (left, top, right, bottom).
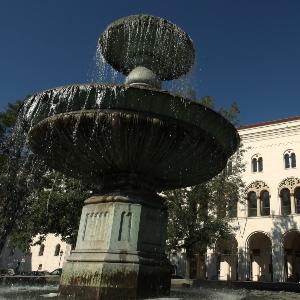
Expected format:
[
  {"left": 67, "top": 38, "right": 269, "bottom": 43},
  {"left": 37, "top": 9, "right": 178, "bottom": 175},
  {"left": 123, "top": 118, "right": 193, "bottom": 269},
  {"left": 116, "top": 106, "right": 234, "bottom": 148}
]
[{"left": 238, "top": 116, "right": 300, "bottom": 130}]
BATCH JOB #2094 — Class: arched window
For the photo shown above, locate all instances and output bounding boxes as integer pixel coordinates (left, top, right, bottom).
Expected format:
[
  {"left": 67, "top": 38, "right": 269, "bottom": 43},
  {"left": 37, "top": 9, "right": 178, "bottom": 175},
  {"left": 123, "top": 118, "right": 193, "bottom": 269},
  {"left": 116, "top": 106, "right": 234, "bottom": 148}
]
[
  {"left": 248, "top": 191, "right": 257, "bottom": 217},
  {"left": 291, "top": 153, "right": 296, "bottom": 168},
  {"left": 38, "top": 244, "right": 45, "bottom": 256},
  {"left": 252, "top": 158, "right": 257, "bottom": 172},
  {"left": 251, "top": 155, "right": 263, "bottom": 173},
  {"left": 54, "top": 244, "right": 61, "bottom": 256},
  {"left": 295, "top": 187, "right": 300, "bottom": 214},
  {"left": 258, "top": 157, "right": 263, "bottom": 172},
  {"left": 260, "top": 190, "right": 270, "bottom": 216},
  {"left": 284, "top": 153, "right": 290, "bottom": 168},
  {"left": 284, "top": 150, "right": 296, "bottom": 169},
  {"left": 280, "top": 188, "right": 291, "bottom": 215}
]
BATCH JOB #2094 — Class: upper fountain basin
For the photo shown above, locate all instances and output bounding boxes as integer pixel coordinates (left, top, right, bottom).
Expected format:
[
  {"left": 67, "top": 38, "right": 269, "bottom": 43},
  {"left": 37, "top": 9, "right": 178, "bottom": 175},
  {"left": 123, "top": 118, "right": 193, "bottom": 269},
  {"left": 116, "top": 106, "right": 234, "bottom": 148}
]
[
  {"left": 100, "top": 15, "right": 195, "bottom": 81},
  {"left": 27, "top": 84, "right": 239, "bottom": 190}
]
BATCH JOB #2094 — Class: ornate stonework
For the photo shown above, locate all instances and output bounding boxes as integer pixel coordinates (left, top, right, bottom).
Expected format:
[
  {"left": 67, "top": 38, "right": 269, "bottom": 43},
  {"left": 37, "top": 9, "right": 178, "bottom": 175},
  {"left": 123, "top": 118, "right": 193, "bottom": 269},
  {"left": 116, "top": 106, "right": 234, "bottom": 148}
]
[
  {"left": 278, "top": 177, "right": 300, "bottom": 192},
  {"left": 246, "top": 181, "right": 270, "bottom": 195}
]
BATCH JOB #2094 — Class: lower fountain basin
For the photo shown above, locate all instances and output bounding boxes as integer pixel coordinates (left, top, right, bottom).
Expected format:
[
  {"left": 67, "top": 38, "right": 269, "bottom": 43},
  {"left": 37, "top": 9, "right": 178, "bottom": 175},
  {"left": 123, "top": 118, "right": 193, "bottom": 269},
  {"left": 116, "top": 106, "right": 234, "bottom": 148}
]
[
  {"left": 26, "top": 84, "right": 239, "bottom": 190},
  {"left": 29, "top": 109, "right": 227, "bottom": 190}
]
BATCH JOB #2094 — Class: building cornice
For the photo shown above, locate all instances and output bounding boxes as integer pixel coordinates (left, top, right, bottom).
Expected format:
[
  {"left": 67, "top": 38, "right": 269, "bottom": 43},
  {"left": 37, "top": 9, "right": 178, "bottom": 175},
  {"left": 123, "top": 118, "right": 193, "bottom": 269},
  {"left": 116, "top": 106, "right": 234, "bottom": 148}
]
[
  {"left": 238, "top": 123, "right": 300, "bottom": 142},
  {"left": 239, "top": 116, "right": 300, "bottom": 130}
]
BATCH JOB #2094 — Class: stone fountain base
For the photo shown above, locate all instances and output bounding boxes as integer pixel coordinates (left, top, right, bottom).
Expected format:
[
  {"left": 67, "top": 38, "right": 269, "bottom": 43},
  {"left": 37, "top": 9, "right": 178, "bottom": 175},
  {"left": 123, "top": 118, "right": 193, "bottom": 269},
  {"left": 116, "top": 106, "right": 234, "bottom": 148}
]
[{"left": 59, "top": 191, "right": 171, "bottom": 300}]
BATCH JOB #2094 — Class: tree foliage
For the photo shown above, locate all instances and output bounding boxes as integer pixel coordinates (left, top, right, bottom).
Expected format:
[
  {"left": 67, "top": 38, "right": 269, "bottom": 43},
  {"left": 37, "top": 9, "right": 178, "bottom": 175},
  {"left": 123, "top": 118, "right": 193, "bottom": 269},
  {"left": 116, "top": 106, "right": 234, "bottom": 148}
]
[
  {"left": 0, "top": 99, "right": 90, "bottom": 252},
  {"left": 8, "top": 173, "right": 89, "bottom": 251},
  {"left": 164, "top": 96, "right": 245, "bottom": 277},
  {"left": 0, "top": 100, "right": 37, "bottom": 252}
]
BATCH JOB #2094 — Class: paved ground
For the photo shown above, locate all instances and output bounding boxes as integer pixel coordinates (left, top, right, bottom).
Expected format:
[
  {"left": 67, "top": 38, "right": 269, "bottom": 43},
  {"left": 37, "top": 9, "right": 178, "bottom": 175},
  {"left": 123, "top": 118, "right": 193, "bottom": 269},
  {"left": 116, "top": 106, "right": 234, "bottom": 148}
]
[
  {"left": 0, "top": 285, "right": 300, "bottom": 299},
  {"left": 171, "top": 287, "right": 300, "bottom": 299}
]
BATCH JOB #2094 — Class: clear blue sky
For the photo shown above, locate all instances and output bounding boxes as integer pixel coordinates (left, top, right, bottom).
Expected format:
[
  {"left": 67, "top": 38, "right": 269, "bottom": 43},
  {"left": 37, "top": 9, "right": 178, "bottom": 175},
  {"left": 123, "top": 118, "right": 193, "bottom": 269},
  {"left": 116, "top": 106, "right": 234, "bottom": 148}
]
[{"left": 1, "top": 0, "right": 300, "bottom": 125}]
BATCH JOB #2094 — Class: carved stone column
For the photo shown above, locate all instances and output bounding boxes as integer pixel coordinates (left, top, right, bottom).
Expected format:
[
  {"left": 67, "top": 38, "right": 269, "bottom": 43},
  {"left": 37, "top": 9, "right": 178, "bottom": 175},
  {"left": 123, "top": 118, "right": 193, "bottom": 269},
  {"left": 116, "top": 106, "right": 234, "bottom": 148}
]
[
  {"left": 59, "top": 190, "right": 170, "bottom": 300},
  {"left": 291, "top": 193, "right": 296, "bottom": 214},
  {"left": 257, "top": 196, "right": 261, "bottom": 216}
]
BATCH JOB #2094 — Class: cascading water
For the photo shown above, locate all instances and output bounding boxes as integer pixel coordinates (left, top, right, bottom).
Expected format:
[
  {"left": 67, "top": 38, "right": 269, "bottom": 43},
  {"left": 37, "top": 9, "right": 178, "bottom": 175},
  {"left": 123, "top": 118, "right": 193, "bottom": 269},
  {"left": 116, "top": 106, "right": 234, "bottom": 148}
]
[{"left": 7, "top": 14, "right": 239, "bottom": 300}]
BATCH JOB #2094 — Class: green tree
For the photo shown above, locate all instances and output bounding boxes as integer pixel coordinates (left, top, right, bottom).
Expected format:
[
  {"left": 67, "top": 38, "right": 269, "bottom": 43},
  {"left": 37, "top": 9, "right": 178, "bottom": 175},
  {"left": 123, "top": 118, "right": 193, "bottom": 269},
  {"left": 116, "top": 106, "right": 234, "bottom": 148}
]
[
  {"left": 8, "top": 173, "right": 89, "bottom": 251},
  {"left": 165, "top": 97, "right": 245, "bottom": 278},
  {"left": 0, "top": 99, "right": 47, "bottom": 252},
  {"left": 0, "top": 99, "right": 90, "bottom": 253}
]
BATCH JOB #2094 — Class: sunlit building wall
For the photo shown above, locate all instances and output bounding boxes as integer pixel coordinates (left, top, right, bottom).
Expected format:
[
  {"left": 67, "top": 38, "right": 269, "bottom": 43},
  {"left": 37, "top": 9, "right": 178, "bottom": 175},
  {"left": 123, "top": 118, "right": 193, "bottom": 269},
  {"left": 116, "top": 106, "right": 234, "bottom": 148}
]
[
  {"left": 0, "top": 234, "right": 71, "bottom": 273},
  {"left": 207, "top": 116, "right": 300, "bottom": 282}
]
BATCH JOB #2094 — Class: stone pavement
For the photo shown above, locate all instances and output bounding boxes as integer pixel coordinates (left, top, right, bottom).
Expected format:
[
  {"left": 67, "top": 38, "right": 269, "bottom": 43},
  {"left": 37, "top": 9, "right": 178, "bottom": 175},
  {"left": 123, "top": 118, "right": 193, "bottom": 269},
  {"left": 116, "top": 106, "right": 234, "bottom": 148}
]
[
  {"left": 0, "top": 285, "right": 300, "bottom": 299},
  {"left": 171, "top": 287, "right": 300, "bottom": 300}
]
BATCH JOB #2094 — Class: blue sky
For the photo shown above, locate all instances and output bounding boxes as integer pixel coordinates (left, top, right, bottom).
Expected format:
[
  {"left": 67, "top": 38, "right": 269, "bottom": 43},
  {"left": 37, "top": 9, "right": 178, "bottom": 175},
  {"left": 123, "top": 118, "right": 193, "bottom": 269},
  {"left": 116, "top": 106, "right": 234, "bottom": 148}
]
[{"left": 1, "top": 0, "right": 300, "bottom": 125}]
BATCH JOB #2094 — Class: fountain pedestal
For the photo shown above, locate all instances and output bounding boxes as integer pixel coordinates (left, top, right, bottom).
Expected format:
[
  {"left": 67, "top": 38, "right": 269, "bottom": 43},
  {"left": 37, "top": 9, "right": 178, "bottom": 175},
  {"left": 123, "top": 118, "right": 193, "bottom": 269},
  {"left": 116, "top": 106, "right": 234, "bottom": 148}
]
[{"left": 59, "top": 191, "right": 170, "bottom": 299}]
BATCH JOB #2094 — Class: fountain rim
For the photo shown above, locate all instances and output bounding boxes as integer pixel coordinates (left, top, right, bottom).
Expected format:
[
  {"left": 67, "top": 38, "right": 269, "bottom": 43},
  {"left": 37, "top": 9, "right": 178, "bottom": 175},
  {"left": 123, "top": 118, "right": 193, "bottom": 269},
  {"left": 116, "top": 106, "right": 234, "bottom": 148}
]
[
  {"left": 31, "top": 82, "right": 238, "bottom": 126},
  {"left": 99, "top": 14, "right": 195, "bottom": 80},
  {"left": 101, "top": 14, "right": 194, "bottom": 46},
  {"left": 31, "top": 83, "right": 229, "bottom": 119},
  {"left": 27, "top": 83, "right": 240, "bottom": 156}
]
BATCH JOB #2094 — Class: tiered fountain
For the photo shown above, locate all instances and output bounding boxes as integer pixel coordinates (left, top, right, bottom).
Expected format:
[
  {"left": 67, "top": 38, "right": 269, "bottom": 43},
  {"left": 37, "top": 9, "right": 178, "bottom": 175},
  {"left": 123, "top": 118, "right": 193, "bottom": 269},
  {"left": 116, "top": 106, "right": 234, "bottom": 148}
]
[{"left": 25, "top": 15, "right": 239, "bottom": 299}]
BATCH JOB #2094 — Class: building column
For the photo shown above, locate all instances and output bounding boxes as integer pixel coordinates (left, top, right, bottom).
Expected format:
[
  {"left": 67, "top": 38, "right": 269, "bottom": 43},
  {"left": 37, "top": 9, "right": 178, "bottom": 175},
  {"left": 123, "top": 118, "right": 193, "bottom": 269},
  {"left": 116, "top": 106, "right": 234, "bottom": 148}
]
[
  {"left": 272, "top": 241, "right": 284, "bottom": 282},
  {"left": 291, "top": 193, "right": 296, "bottom": 214},
  {"left": 257, "top": 196, "right": 261, "bottom": 216},
  {"left": 237, "top": 243, "right": 248, "bottom": 281},
  {"left": 287, "top": 255, "right": 293, "bottom": 279},
  {"left": 206, "top": 248, "right": 218, "bottom": 280}
]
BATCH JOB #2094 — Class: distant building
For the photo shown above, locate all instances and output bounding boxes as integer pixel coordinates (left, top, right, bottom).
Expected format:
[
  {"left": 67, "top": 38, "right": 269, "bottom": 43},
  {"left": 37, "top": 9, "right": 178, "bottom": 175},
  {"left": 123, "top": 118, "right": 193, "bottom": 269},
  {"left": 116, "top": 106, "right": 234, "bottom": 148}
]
[
  {"left": 206, "top": 116, "right": 300, "bottom": 282},
  {"left": 0, "top": 234, "right": 71, "bottom": 273}
]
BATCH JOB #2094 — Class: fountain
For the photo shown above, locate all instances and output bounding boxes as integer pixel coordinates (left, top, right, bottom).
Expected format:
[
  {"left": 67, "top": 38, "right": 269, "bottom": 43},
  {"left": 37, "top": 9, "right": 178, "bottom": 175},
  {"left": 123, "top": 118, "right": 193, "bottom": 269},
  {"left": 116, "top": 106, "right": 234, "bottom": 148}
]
[{"left": 24, "top": 15, "right": 239, "bottom": 299}]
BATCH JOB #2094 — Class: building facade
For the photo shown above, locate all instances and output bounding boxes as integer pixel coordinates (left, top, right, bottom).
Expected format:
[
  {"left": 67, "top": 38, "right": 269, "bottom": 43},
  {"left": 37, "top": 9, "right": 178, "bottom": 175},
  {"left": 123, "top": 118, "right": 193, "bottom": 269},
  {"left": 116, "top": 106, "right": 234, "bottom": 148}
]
[
  {"left": 207, "top": 116, "right": 300, "bottom": 282},
  {"left": 0, "top": 234, "right": 71, "bottom": 273}
]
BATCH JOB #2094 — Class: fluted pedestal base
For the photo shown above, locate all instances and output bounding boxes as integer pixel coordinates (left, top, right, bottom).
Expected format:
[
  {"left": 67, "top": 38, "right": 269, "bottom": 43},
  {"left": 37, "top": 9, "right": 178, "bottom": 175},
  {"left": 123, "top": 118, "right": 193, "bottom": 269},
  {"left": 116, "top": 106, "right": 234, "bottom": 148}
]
[{"left": 59, "top": 191, "right": 170, "bottom": 299}]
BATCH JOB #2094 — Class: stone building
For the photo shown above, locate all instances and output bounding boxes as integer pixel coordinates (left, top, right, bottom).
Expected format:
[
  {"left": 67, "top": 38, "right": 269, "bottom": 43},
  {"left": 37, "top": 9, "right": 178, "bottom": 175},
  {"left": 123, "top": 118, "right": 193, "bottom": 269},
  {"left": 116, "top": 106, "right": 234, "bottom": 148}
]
[
  {"left": 207, "top": 116, "right": 300, "bottom": 282},
  {"left": 0, "top": 234, "right": 71, "bottom": 273}
]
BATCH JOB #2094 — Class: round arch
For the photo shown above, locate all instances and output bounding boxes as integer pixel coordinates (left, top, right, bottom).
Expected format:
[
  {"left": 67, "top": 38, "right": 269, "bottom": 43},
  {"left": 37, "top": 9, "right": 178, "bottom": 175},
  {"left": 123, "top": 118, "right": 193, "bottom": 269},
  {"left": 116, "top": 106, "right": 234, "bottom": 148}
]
[
  {"left": 282, "top": 229, "right": 300, "bottom": 282},
  {"left": 245, "top": 231, "right": 271, "bottom": 246},
  {"left": 282, "top": 229, "right": 300, "bottom": 244},
  {"left": 216, "top": 236, "right": 238, "bottom": 254},
  {"left": 245, "top": 231, "right": 272, "bottom": 282},
  {"left": 215, "top": 236, "right": 238, "bottom": 281}
]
